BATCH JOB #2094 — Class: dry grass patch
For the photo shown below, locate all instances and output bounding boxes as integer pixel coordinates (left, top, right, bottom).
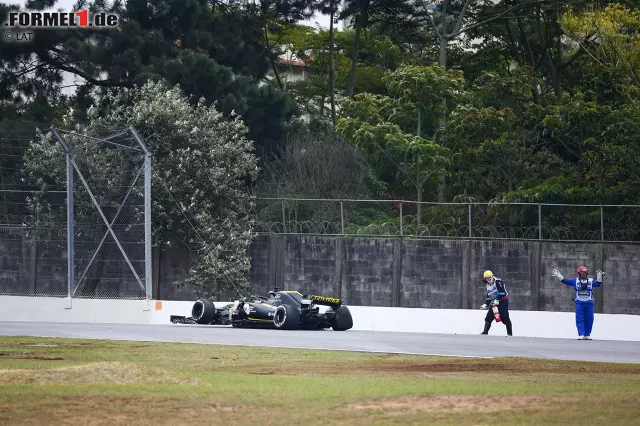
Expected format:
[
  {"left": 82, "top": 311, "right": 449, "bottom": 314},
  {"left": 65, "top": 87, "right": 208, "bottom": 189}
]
[
  {"left": 237, "top": 358, "right": 640, "bottom": 377},
  {"left": 0, "top": 396, "right": 238, "bottom": 426},
  {"left": 1, "top": 337, "right": 640, "bottom": 425},
  {"left": 0, "top": 361, "right": 204, "bottom": 386},
  {"left": 345, "top": 394, "right": 580, "bottom": 414},
  {"left": 0, "top": 352, "right": 65, "bottom": 361}
]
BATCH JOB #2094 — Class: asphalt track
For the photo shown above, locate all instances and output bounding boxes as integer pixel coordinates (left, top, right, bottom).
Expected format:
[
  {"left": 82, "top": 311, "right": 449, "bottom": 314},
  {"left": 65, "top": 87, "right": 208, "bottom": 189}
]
[{"left": 1, "top": 321, "right": 640, "bottom": 364}]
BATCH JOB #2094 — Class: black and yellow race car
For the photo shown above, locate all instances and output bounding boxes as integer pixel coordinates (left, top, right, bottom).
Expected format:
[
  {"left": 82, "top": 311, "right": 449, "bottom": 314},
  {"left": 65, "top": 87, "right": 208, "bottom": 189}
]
[{"left": 170, "top": 288, "right": 353, "bottom": 331}]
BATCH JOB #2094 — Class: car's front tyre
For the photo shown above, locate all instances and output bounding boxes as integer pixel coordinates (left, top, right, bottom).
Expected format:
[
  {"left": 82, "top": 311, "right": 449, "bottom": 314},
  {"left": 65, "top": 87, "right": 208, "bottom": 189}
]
[{"left": 192, "top": 299, "right": 217, "bottom": 324}]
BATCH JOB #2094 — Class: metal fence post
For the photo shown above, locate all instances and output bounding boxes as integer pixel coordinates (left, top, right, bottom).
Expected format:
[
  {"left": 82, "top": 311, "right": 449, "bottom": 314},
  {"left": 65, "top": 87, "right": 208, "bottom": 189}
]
[
  {"left": 281, "top": 199, "right": 286, "bottom": 233},
  {"left": 143, "top": 147, "right": 152, "bottom": 300},
  {"left": 538, "top": 204, "right": 542, "bottom": 240},
  {"left": 51, "top": 126, "right": 74, "bottom": 304},
  {"left": 600, "top": 206, "right": 604, "bottom": 242},
  {"left": 129, "top": 126, "right": 153, "bottom": 300},
  {"left": 66, "top": 146, "right": 74, "bottom": 301},
  {"left": 340, "top": 201, "right": 344, "bottom": 234},
  {"left": 468, "top": 204, "right": 472, "bottom": 238},
  {"left": 399, "top": 202, "right": 403, "bottom": 236}
]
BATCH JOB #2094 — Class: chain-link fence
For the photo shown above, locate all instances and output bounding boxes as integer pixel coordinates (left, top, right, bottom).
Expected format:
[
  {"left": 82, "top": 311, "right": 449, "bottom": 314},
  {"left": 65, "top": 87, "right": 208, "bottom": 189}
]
[
  {"left": 0, "top": 188, "right": 68, "bottom": 296},
  {"left": 250, "top": 197, "right": 640, "bottom": 242},
  {"left": 0, "top": 121, "right": 152, "bottom": 299}
]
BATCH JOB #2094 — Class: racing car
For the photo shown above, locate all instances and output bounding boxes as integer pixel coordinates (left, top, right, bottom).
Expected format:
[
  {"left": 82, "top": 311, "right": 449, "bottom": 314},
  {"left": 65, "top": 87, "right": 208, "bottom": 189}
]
[{"left": 170, "top": 288, "right": 353, "bottom": 331}]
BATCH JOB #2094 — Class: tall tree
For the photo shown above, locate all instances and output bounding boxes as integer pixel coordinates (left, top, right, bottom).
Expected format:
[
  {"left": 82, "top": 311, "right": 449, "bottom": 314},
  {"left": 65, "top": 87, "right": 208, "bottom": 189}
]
[
  {"left": 0, "top": 0, "right": 315, "bottom": 157},
  {"left": 281, "top": 27, "right": 406, "bottom": 120},
  {"left": 23, "top": 80, "right": 260, "bottom": 298},
  {"left": 341, "top": 0, "right": 423, "bottom": 97},
  {"left": 313, "top": 0, "right": 342, "bottom": 125},
  {"left": 337, "top": 65, "right": 463, "bottom": 224},
  {"left": 561, "top": 3, "right": 640, "bottom": 90}
]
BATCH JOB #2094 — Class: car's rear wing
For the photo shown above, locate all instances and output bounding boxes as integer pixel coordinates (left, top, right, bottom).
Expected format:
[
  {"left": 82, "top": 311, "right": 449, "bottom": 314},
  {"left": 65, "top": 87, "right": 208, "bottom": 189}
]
[{"left": 308, "top": 295, "right": 343, "bottom": 308}]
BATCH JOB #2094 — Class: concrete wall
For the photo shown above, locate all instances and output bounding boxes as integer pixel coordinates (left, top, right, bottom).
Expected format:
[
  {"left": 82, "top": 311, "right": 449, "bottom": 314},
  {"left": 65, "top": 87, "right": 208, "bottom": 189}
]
[
  {"left": 2, "top": 229, "right": 640, "bottom": 315},
  {"left": 2, "top": 295, "right": 640, "bottom": 341},
  {"left": 0, "top": 225, "right": 145, "bottom": 299},
  {"left": 236, "top": 236, "right": 640, "bottom": 316},
  {"left": 152, "top": 299, "right": 640, "bottom": 342},
  {"left": 0, "top": 296, "right": 151, "bottom": 323},
  {"left": 0, "top": 225, "right": 66, "bottom": 297}
]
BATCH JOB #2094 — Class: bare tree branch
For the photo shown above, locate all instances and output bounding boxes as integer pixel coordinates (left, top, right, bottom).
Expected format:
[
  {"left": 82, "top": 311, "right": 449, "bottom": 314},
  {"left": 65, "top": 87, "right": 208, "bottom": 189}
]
[
  {"left": 420, "top": 1, "right": 443, "bottom": 40},
  {"left": 37, "top": 50, "right": 122, "bottom": 88},
  {"left": 448, "top": 0, "right": 534, "bottom": 39},
  {"left": 452, "top": 0, "right": 475, "bottom": 35},
  {"left": 371, "top": 138, "right": 419, "bottom": 187},
  {"left": 558, "top": 46, "right": 586, "bottom": 70},
  {"left": 264, "top": 25, "right": 284, "bottom": 91}
]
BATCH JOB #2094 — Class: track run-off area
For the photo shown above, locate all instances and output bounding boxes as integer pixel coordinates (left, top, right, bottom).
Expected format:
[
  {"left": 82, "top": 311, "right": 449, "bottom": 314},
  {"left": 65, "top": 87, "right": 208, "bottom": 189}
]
[{"left": 1, "top": 321, "right": 639, "bottom": 364}]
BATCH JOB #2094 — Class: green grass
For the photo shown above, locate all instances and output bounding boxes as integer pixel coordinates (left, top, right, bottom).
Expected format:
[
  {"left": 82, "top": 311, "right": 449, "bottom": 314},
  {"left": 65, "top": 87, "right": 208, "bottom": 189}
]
[{"left": 1, "top": 336, "right": 639, "bottom": 425}]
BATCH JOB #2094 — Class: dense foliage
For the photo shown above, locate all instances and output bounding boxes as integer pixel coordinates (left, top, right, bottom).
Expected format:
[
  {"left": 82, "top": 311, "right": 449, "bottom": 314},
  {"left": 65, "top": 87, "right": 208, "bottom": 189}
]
[
  {"left": 2, "top": 0, "right": 640, "bottom": 294},
  {"left": 21, "top": 81, "right": 258, "bottom": 298}
]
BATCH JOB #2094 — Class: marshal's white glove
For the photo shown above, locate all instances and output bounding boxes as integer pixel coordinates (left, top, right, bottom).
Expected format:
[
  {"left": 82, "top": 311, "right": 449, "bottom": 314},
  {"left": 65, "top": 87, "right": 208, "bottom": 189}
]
[
  {"left": 596, "top": 269, "right": 604, "bottom": 282},
  {"left": 551, "top": 268, "right": 564, "bottom": 280},
  {"left": 480, "top": 304, "right": 488, "bottom": 309}
]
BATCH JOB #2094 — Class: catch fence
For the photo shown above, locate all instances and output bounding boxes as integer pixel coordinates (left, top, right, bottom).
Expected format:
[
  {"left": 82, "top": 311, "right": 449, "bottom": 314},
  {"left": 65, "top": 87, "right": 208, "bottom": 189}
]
[
  {"left": 249, "top": 197, "right": 640, "bottom": 243},
  {"left": 0, "top": 122, "right": 152, "bottom": 299}
]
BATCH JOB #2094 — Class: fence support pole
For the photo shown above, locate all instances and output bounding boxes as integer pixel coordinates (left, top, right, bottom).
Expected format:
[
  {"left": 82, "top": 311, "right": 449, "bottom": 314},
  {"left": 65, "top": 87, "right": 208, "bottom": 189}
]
[
  {"left": 399, "top": 202, "right": 403, "bottom": 236},
  {"left": 340, "top": 201, "right": 344, "bottom": 234},
  {"left": 468, "top": 204, "right": 472, "bottom": 238},
  {"left": 51, "top": 126, "right": 74, "bottom": 306},
  {"left": 66, "top": 149, "right": 74, "bottom": 302},
  {"left": 600, "top": 206, "right": 604, "bottom": 242},
  {"left": 538, "top": 204, "right": 542, "bottom": 240},
  {"left": 143, "top": 152, "right": 152, "bottom": 300},
  {"left": 281, "top": 200, "right": 286, "bottom": 233},
  {"left": 129, "top": 126, "right": 154, "bottom": 300}
]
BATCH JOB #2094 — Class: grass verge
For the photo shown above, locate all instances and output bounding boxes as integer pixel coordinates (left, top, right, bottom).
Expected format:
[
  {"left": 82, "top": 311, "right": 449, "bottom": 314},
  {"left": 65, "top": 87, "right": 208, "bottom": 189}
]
[{"left": 1, "top": 336, "right": 639, "bottom": 425}]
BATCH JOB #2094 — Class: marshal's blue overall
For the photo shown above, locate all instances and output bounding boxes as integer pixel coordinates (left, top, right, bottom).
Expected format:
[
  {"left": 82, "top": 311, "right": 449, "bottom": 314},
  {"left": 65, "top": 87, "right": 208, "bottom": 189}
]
[{"left": 561, "top": 277, "right": 602, "bottom": 337}]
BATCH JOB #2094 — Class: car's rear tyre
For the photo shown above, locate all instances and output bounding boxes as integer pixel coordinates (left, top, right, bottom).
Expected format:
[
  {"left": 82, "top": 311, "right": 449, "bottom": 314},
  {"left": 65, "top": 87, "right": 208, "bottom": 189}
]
[
  {"left": 331, "top": 305, "right": 353, "bottom": 331},
  {"left": 273, "top": 305, "right": 300, "bottom": 330},
  {"left": 192, "top": 299, "right": 217, "bottom": 324}
]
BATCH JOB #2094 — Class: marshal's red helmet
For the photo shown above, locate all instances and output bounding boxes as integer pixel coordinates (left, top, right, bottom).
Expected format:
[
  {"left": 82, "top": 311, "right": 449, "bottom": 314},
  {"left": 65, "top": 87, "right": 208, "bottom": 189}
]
[{"left": 577, "top": 266, "right": 588, "bottom": 278}]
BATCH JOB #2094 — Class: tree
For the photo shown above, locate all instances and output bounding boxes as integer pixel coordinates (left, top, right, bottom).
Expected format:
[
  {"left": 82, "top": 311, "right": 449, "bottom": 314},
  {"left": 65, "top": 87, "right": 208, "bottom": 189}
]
[
  {"left": 309, "top": 0, "right": 342, "bottom": 125},
  {"left": 542, "top": 91, "right": 640, "bottom": 198},
  {"left": 260, "top": 125, "right": 373, "bottom": 198},
  {"left": 22, "top": 80, "right": 259, "bottom": 299},
  {"left": 561, "top": 3, "right": 640, "bottom": 91},
  {"left": 1, "top": 0, "right": 303, "bottom": 158},
  {"left": 282, "top": 27, "right": 406, "bottom": 120},
  {"left": 340, "top": 0, "right": 426, "bottom": 97},
  {"left": 256, "top": 122, "right": 380, "bottom": 230},
  {"left": 443, "top": 103, "right": 566, "bottom": 201},
  {"left": 383, "top": 64, "right": 465, "bottom": 202},
  {"left": 462, "top": 0, "right": 631, "bottom": 102},
  {"left": 336, "top": 65, "right": 463, "bottom": 224},
  {"left": 383, "top": 64, "right": 465, "bottom": 138}
]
